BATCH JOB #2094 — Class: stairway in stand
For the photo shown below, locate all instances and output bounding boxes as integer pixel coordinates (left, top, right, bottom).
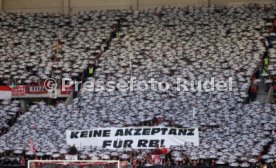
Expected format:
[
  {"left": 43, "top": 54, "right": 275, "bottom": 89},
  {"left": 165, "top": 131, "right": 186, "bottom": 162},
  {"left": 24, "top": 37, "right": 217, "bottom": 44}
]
[{"left": 256, "top": 79, "right": 269, "bottom": 103}]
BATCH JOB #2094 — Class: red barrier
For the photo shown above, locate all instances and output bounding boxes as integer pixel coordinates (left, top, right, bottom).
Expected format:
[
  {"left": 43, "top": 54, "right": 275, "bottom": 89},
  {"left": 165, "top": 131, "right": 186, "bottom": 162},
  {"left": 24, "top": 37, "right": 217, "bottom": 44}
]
[
  {"left": 3, "top": 80, "right": 73, "bottom": 97},
  {"left": 11, "top": 85, "right": 26, "bottom": 97},
  {"left": 27, "top": 85, "right": 48, "bottom": 94},
  {"left": 60, "top": 86, "right": 73, "bottom": 95},
  {"left": 0, "top": 86, "right": 12, "bottom": 99}
]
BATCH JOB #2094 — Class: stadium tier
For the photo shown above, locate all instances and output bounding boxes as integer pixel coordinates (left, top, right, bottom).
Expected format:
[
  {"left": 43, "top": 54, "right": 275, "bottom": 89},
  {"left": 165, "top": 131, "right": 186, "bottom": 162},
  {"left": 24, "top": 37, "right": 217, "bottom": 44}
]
[{"left": 0, "top": 3, "right": 276, "bottom": 168}]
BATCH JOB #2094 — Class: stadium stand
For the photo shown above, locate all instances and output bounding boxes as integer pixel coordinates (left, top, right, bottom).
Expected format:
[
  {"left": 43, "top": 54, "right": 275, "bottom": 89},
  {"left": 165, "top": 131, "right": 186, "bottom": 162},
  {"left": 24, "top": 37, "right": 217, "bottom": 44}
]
[{"left": 0, "top": 3, "right": 276, "bottom": 168}]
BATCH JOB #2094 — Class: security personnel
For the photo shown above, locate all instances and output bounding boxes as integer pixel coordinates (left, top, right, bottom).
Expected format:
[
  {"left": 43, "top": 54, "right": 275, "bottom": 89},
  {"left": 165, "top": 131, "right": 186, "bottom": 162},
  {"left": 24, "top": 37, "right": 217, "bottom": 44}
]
[
  {"left": 116, "top": 31, "right": 120, "bottom": 38},
  {"left": 88, "top": 66, "right": 94, "bottom": 77},
  {"left": 262, "top": 66, "right": 269, "bottom": 77},
  {"left": 264, "top": 57, "right": 269, "bottom": 67}
]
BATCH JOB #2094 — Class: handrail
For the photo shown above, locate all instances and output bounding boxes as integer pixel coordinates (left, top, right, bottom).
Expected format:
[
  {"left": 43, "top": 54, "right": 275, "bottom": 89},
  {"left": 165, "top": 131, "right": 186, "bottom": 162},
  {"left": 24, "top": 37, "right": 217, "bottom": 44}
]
[
  {"left": 266, "top": 86, "right": 274, "bottom": 103},
  {"left": 64, "top": 89, "right": 74, "bottom": 105}
]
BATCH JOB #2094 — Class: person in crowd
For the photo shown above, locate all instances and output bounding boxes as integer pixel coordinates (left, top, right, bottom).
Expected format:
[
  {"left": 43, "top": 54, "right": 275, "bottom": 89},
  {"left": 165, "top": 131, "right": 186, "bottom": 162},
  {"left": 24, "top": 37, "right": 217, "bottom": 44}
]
[
  {"left": 87, "top": 64, "right": 95, "bottom": 78},
  {"left": 250, "top": 82, "right": 258, "bottom": 102},
  {"left": 161, "top": 145, "right": 168, "bottom": 165},
  {"left": 68, "top": 144, "right": 78, "bottom": 155},
  {"left": 152, "top": 144, "right": 162, "bottom": 155}
]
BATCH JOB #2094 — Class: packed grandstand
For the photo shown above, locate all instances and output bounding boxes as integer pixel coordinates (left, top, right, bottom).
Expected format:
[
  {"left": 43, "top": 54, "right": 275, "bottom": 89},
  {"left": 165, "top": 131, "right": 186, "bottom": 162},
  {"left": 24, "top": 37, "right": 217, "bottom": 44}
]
[{"left": 0, "top": 3, "right": 276, "bottom": 168}]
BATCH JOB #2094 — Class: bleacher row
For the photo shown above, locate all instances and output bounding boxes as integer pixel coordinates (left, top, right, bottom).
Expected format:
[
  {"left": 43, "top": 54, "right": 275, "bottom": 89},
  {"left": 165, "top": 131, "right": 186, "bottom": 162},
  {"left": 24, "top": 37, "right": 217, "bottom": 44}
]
[{"left": 0, "top": 4, "right": 276, "bottom": 168}]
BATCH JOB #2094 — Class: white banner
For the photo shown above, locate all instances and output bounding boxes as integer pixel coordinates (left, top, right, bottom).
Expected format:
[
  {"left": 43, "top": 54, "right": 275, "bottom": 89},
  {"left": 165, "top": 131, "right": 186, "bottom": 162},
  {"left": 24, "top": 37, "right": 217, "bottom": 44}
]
[
  {"left": 66, "top": 126, "right": 199, "bottom": 149},
  {"left": 65, "top": 155, "right": 78, "bottom": 160}
]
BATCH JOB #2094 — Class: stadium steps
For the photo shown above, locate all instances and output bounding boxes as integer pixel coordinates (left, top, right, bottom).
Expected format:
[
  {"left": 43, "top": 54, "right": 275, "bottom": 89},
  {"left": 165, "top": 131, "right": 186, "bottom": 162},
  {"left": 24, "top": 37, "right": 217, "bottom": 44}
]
[{"left": 256, "top": 79, "right": 269, "bottom": 103}]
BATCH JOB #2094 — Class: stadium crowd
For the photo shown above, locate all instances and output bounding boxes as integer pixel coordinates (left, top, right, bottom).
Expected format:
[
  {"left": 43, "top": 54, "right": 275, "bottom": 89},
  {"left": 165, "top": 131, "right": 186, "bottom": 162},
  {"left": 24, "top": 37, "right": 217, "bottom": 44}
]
[{"left": 0, "top": 3, "right": 276, "bottom": 168}]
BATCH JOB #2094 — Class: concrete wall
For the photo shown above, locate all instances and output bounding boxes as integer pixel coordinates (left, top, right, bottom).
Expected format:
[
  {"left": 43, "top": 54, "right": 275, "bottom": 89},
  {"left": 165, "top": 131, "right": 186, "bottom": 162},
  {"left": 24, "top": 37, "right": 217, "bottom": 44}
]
[
  {"left": 0, "top": 0, "right": 275, "bottom": 13},
  {"left": 2, "top": 0, "right": 63, "bottom": 13},
  {"left": 70, "top": 0, "right": 133, "bottom": 12},
  {"left": 211, "top": 0, "right": 275, "bottom": 6},
  {"left": 138, "top": 0, "right": 208, "bottom": 9},
  {"left": 0, "top": 0, "right": 3, "bottom": 11}
]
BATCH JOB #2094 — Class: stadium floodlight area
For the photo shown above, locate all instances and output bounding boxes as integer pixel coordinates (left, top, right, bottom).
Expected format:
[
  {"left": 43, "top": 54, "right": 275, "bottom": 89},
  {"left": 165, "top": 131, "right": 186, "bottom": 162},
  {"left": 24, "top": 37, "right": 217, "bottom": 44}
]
[{"left": 28, "top": 160, "right": 120, "bottom": 168}]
